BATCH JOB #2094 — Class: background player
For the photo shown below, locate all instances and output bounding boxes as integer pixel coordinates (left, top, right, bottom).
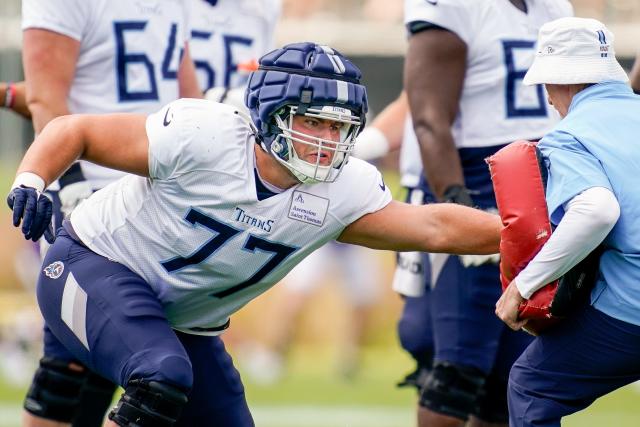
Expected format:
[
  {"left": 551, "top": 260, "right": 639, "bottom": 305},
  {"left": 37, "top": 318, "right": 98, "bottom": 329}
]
[
  {"left": 20, "top": 0, "right": 200, "bottom": 425},
  {"left": 0, "top": 81, "right": 30, "bottom": 119},
  {"left": 241, "top": 92, "right": 409, "bottom": 384},
  {"left": 403, "top": 0, "right": 573, "bottom": 425},
  {"left": 189, "top": 0, "right": 281, "bottom": 96}
]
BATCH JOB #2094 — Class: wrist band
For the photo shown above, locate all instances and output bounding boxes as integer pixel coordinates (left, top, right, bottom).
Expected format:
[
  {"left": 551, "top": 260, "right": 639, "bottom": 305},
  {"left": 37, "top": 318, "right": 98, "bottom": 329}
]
[
  {"left": 4, "top": 82, "right": 16, "bottom": 109},
  {"left": 11, "top": 172, "right": 46, "bottom": 193}
]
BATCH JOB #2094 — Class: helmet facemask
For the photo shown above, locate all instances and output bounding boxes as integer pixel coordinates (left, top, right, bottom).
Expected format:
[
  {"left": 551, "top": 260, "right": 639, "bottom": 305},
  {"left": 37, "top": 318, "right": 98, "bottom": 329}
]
[{"left": 269, "top": 105, "right": 362, "bottom": 184}]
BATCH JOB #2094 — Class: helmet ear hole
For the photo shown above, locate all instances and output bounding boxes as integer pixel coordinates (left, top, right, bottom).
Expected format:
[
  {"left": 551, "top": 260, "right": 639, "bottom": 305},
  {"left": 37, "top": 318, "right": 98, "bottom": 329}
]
[
  {"left": 246, "top": 42, "right": 368, "bottom": 183},
  {"left": 271, "top": 140, "right": 283, "bottom": 154}
]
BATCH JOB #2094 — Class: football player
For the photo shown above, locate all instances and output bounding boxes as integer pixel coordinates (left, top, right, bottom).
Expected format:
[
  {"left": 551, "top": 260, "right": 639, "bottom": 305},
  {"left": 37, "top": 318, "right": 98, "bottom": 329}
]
[
  {"left": 189, "top": 0, "right": 281, "bottom": 94},
  {"left": 8, "top": 43, "right": 501, "bottom": 426},
  {"left": 0, "top": 81, "right": 30, "bottom": 119},
  {"left": 20, "top": 0, "right": 200, "bottom": 425},
  {"left": 403, "top": 0, "right": 573, "bottom": 425}
]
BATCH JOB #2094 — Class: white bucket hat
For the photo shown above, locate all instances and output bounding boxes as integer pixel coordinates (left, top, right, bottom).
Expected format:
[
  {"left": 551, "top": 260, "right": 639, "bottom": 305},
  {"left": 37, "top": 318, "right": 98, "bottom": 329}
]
[{"left": 523, "top": 17, "right": 628, "bottom": 85}]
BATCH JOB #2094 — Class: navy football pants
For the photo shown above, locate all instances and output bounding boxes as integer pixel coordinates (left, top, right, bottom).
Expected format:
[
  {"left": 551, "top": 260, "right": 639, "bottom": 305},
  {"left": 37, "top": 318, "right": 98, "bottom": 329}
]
[
  {"left": 38, "top": 229, "right": 253, "bottom": 426},
  {"left": 509, "top": 305, "right": 640, "bottom": 427}
]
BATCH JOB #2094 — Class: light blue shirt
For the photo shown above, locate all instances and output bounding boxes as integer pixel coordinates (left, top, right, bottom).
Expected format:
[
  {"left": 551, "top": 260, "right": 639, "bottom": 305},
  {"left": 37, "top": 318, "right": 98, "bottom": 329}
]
[{"left": 538, "top": 81, "right": 640, "bottom": 326}]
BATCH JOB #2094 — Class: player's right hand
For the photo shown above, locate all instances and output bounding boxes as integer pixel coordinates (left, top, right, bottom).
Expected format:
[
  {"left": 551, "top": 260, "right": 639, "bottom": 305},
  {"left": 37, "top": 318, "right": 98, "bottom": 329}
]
[{"left": 7, "top": 186, "right": 55, "bottom": 243}]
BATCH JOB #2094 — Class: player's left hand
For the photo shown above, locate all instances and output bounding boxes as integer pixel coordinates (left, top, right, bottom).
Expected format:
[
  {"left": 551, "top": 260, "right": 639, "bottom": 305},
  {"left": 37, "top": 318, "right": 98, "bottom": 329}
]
[
  {"left": 495, "top": 280, "right": 527, "bottom": 330},
  {"left": 7, "top": 186, "right": 55, "bottom": 243}
]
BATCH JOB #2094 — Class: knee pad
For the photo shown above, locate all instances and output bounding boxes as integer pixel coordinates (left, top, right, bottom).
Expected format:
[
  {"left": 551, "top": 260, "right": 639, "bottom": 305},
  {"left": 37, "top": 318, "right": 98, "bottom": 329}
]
[
  {"left": 24, "top": 357, "right": 87, "bottom": 422},
  {"left": 72, "top": 372, "right": 118, "bottom": 427},
  {"left": 108, "top": 379, "right": 189, "bottom": 427},
  {"left": 474, "top": 373, "right": 509, "bottom": 424},
  {"left": 397, "top": 351, "right": 433, "bottom": 392},
  {"left": 419, "top": 362, "right": 486, "bottom": 421}
]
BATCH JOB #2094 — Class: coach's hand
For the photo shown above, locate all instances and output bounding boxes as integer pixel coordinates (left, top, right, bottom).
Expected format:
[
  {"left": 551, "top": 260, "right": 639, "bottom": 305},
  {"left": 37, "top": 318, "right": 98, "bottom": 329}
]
[
  {"left": 495, "top": 281, "right": 527, "bottom": 331},
  {"left": 7, "top": 185, "right": 55, "bottom": 243}
]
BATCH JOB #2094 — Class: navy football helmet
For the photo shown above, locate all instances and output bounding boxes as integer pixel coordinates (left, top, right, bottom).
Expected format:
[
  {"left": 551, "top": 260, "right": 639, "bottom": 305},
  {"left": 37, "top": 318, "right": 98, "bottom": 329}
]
[{"left": 245, "top": 42, "right": 368, "bottom": 183}]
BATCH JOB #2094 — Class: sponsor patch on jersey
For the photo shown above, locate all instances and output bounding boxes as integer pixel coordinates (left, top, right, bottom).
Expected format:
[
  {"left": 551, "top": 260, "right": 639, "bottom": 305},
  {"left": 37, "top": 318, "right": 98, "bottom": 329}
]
[
  {"left": 43, "top": 261, "right": 64, "bottom": 279},
  {"left": 288, "top": 191, "right": 329, "bottom": 227}
]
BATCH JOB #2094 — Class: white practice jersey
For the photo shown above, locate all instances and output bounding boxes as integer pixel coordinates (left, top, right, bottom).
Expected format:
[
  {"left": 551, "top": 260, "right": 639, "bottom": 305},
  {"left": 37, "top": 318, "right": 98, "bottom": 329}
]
[
  {"left": 189, "top": 0, "right": 281, "bottom": 92},
  {"left": 23, "top": 0, "right": 191, "bottom": 189},
  {"left": 404, "top": 0, "right": 573, "bottom": 149},
  {"left": 70, "top": 99, "right": 391, "bottom": 334}
]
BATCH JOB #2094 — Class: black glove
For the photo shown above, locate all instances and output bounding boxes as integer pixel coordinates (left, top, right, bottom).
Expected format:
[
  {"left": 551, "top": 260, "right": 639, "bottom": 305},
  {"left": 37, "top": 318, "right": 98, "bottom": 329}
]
[
  {"left": 7, "top": 185, "right": 55, "bottom": 243},
  {"left": 442, "top": 184, "right": 474, "bottom": 207}
]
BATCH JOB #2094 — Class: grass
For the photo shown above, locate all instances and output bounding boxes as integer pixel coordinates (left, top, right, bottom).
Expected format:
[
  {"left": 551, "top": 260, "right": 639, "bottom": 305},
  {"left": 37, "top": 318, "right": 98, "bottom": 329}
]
[
  {"left": 0, "top": 166, "right": 638, "bottom": 426},
  {"left": 243, "top": 346, "right": 416, "bottom": 407},
  {"left": 0, "top": 343, "right": 639, "bottom": 427}
]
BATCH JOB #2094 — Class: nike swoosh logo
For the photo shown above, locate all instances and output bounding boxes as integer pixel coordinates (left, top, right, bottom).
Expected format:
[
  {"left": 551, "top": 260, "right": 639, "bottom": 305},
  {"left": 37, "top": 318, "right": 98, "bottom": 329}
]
[
  {"left": 426, "top": 0, "right": 438, "bottom": 4},
  {"left": 163, "top": 108, "right": 172, "bottom": 127},
  {"left": 379, "top": 177, "right": 386, "bottom": 191}
]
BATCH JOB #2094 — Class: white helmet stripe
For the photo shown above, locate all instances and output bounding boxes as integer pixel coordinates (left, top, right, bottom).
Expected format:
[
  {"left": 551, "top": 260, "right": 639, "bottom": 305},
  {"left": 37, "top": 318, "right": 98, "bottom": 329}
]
[
  {"left": 327, "top": 54, "right": 346, "bottom": 74},
  {"left": 319, "top": 45, "right": 335, "bottom": 54},
  {"left": 336, "top": 80, "right": 349, "bottom": 103}
]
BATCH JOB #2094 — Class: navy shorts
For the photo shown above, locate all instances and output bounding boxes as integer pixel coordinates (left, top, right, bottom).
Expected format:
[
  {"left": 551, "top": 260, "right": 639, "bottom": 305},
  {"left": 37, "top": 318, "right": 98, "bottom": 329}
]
[
  {"left": 508, "top": 304, "right": 640, "bottom": 427},
  {"left": 399, "top": 146, "right": 531, "bottom": 421},
  {"left": 405, "top": 146, "right": 532, "bottom": 376},
  {"left": 431, "top": 256, "right": 532, "bottom": 376},
  {"left": 38, "top": 229, "right": 253, "bottom": 426},
  {"left": 397, "top": 252, "right": 434, "bottom": 361},
  {"left": 397, "top": 188, "right": 435, "bottom": 362},
  {"left": 434, "top": 146, "right": 531, "bottom": 375}
]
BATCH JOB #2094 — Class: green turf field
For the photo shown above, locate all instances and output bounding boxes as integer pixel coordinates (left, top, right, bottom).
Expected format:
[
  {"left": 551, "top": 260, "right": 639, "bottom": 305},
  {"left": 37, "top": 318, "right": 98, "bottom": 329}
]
[
  {"left": 0, "top": 166, "right": 638, "bottom": 426},
  {"left": 0, "top": 344, "right": 638, "bottom": 427}
]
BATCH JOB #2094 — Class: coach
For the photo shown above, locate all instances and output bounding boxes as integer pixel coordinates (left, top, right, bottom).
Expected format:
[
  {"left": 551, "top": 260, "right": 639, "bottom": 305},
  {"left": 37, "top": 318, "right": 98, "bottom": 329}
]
[{"left": 495, "top": 17, "right": 640, "bottom": 426}]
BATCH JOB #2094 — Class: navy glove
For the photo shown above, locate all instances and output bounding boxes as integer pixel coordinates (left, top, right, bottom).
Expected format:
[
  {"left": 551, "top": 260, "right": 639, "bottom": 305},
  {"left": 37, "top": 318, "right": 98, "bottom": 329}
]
[
  {"left": 442, "top": 184, "right": 474, "bottom": 207},
  {"left": 7, "top": 185, "right": 55, "bottom": 243}
]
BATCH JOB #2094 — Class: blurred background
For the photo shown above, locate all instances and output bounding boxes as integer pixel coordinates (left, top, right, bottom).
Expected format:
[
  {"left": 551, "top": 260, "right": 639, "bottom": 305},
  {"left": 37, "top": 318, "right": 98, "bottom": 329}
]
[{"left": 0, "top": 1, "right": 639, "bottom": 426}]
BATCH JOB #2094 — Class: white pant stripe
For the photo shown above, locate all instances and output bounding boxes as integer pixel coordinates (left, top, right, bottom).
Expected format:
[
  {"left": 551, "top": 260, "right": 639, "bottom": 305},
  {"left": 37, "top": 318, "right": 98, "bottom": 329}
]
[
  {"left": 61, "top": 272, "right": 90, "bottom": 350},
  {"left": 429, "top": 252, "right": 450, "bottom": 289}
]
